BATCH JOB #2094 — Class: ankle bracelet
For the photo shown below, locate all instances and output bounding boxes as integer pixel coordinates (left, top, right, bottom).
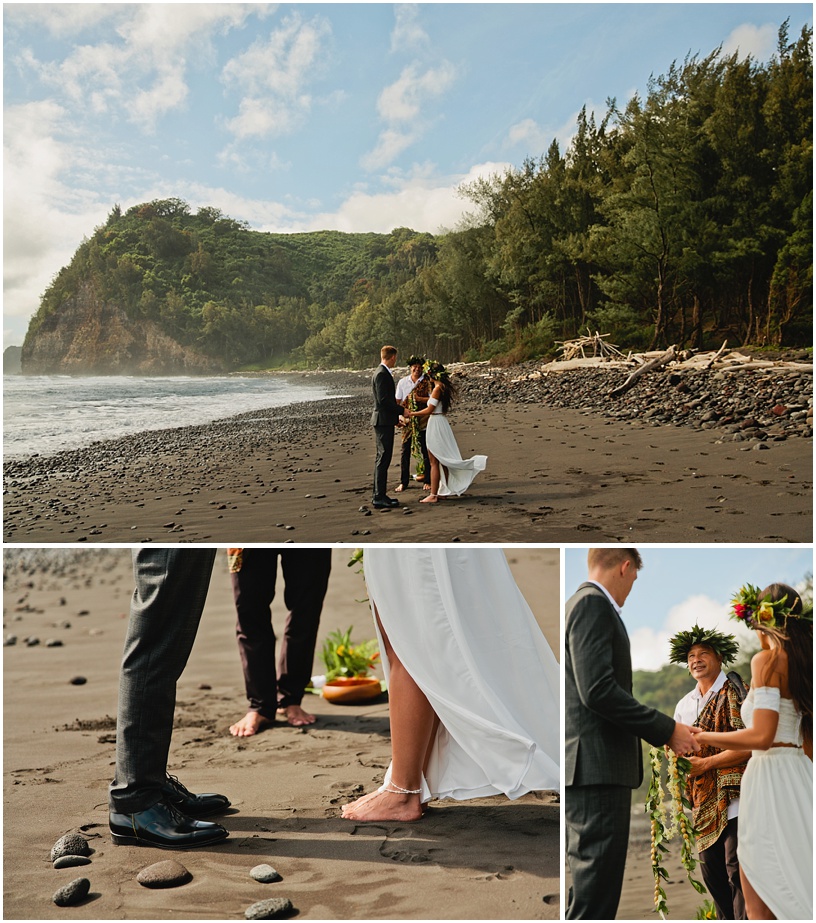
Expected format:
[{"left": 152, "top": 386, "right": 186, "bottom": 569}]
[{"left": 381, "top": 782, "right": 422, "bottom": 795}]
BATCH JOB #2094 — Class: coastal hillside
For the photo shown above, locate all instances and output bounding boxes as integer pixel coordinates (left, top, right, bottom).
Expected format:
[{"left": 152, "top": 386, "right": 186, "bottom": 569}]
[{"left": 21, "top": 22, "right": 812, "bottom": 375}]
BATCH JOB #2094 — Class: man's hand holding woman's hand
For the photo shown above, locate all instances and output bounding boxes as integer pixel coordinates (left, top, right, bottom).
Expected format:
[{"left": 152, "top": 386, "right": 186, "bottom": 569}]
[{"left": 667, "top": 721, "right": 701, "bottom": 756}]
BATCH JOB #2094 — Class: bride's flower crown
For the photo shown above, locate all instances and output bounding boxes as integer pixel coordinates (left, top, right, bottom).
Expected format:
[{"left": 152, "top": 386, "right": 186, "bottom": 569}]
[
  {"left": 423, "top": 359, "right": 449, "bottom": 381},
  {"left": 730, "top": 583, "right": 813, "bottom": 630}
]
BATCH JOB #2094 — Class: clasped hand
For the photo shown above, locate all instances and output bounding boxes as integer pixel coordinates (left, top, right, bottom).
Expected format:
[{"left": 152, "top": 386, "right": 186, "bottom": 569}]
[{"left": 666, "top": 721, "right": 701, "bottom": 756}]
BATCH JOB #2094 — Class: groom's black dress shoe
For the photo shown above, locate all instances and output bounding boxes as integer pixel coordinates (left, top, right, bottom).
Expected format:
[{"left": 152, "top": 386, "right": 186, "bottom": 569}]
[
  {"left": 372, "top": 498, "right": 399, "bottom": 509},
  {"left": 161, "top": 773, "right": 231, "bottom": 817},
  {"left": 110, "top": 800, "right": 229, "bottom": 849}
]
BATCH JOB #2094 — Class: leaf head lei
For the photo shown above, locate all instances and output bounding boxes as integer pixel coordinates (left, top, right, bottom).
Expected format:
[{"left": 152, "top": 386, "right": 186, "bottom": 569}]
[{"left": 668, "top": 625, "right": 739, "bottom": 667}]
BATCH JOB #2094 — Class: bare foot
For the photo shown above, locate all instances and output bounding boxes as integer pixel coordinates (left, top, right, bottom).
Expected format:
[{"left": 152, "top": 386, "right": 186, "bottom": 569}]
[
  {"left": 341, "top": 788, "right": 423, "bottom": 822},
  {"left": 394, "top": 484, "right": 405, "bottom": 492},
  {"left": 423, "top": 483, "right": 431, "bottom": 491},
  {"left": 229, "top": 711, "right": 273, "bottom": 737},
  {"left": 419, "top": 495, "right": 438, "bottom": 503},
  {"left": 277, "top": 704, "right": 316, "bottom": 727}
]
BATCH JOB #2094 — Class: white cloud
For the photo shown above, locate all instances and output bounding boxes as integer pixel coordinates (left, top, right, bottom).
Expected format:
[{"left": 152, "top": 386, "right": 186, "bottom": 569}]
[
  {"left": 377, "top": 61, "right": 457, "bottom": 123},
  {"left": 721, "top": 23, "right": 778, "bottom": 61},
  {"left": 15, "top": 5, "right": 267, "bottom": 132},
  {"left": 504, "top": 103, "right": 607, "bottom": 158},
  {"left": 3, "top": 101, "right": 112, "bottom": 343},
  {"left": 628, "top": 593, "right": 757, "bottom": 672},
  {"left": 391, "top": 5, "right": 429, "bottom": 54},
  {"left": 360, "top": 128, "right": 420, "bottom": 172},
  {"left": 295, "top": 160, "right": 512, "bottom": 235},
  {"left": 221, "top": 13, "right": 331, "bottom": 142},
  {"left": 363, "top": 61, "right": 457, "bottom": 171}
]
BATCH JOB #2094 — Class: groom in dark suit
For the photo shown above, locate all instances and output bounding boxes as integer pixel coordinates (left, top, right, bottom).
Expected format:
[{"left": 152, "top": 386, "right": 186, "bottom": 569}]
[
  {"left": 371, "top": 344, "right": 403, "bottom": 509},
  {"left": 565, "top": 547, "right": 698, "bottom": 919}
]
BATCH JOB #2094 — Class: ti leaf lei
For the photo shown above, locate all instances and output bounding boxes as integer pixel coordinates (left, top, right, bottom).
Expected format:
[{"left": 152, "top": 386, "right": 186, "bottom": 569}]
[
  {"left": 407, "top": 391, "right": 425, "bottom": 478},
  {"left": 647, "top": 747, "right": 707, "bottom": 918}
]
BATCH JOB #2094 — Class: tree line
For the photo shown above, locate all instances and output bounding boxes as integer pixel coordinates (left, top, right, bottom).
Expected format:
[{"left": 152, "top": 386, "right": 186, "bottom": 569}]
[{"left": 25, "top": 21, "right": 811, "bottom": 371}]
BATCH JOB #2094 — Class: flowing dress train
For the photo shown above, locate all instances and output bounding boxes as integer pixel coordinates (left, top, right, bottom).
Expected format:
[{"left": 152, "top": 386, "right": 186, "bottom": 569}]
[
  {"left": 737, "top": 686, "right": 813, "bottom": 920},
  {"left": 364, "top": 547, "right": 559, "bottom": 802},
  {"left": 425, "top": 401, "right": 487, "bottom": 496}
]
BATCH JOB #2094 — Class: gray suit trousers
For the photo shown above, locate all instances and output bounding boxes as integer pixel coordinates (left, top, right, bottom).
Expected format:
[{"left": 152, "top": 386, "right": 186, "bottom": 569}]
[
  {"left": 566, "top": 784, "right": 631, "bottom": 920},
  {"left": 109, "top": 548, "right": 216, "bottom": 813}
]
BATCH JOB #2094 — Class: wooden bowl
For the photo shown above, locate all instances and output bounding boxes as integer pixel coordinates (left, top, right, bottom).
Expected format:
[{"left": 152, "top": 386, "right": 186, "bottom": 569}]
[{"left": 321, "top": 676, "right": 382, "bottom": 704}]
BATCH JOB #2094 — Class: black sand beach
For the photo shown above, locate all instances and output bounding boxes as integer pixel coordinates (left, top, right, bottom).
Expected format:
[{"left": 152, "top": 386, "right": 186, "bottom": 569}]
[{"left": 4, "top": 360, "right": 811, "bottom": 543}]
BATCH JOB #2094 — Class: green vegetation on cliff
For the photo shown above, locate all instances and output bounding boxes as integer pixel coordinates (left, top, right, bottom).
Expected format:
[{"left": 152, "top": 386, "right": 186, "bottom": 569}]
[{"left": 25, "top": 22, "right": 811, "bottom": 371}]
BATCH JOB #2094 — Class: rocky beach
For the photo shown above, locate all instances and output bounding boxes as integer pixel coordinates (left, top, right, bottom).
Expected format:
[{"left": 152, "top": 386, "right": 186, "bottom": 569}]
[
  {"left": 2, "top": 547, "right": 560, "bottom": 920},
  {"left": 3, "top": 354, "right": 812, "bottom": 543}
]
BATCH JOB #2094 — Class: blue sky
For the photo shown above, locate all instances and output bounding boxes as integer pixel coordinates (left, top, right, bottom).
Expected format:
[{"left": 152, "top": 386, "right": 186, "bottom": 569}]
[
  {"left": 565, "top": 546, "right": 814, "bottom": 670},
  {"left": 4, "top": 3, "right": 812, "bottom": 348}
]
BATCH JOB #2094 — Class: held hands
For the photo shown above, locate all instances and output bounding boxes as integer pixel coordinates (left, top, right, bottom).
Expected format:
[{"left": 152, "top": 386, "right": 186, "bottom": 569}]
[{"left": 667, "top": 721, "right": 700, "bottom": 756}]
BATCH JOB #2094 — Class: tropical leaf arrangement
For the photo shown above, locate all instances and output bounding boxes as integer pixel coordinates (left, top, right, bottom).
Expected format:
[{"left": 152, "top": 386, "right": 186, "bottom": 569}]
[{"left": 320, "top": 626, "right": 379, "bottom": 682}]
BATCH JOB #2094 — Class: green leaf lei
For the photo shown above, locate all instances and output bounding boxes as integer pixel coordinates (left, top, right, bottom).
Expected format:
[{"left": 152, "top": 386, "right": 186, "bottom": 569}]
[
  {"left": 647, "top": 747, "right": 707, "bottom": 918},
  {"left": 407, "top": 391, "right": 425, "bottom": 478}
]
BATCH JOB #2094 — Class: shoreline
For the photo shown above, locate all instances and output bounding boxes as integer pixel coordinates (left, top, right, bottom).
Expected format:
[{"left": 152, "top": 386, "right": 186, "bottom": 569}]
[{"left": 4, "top": 363, "right": 812, "bottom": 544}]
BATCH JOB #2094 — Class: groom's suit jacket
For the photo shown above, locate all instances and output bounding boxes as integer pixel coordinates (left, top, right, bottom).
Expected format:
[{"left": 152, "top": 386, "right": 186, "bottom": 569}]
[
  {"left": 565, "top": 582, "right": 675, "bottom": 789},
  {"left": 371, "top": 364, "right": 402, "bottom": 427}
]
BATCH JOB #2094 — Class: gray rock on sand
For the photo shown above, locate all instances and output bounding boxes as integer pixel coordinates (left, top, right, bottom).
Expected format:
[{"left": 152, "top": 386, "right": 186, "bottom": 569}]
[
  {"left": 250, "top": 863, "right": 282, "bottom": 883},
  {"left": 54, "top": 855, "right": 91, "bottom": 869},
  {"left": 245, "top": 897, "right": 294, "bottom": 919},
  {"left": 69, "top": 676, "right": 87, "bottom": 685},
  {"left": 52, "top": 877, "right": 90, "bottom": 906},
  {"left": 51, "top": 833, "right": 91, "bottom": 862},
  {"left": 136, "top": 859, "right": 192, "bottom": 888},
  {"left": 46, "top": 639, "right": 64, "bottom": 647}
]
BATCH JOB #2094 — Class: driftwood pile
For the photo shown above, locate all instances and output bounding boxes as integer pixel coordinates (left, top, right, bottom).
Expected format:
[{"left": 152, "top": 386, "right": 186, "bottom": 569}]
[{"left": 556, "top": 331, "right": 627, "bottom": 361}]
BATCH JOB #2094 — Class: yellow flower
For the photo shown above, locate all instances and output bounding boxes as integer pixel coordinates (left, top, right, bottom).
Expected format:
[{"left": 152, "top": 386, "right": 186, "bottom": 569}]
[
  {"left": 336, "top": 645, "right": 347, "bottom": 657},
  {"left": 756, "top": 602, "right": 775, "bottom": 622}
]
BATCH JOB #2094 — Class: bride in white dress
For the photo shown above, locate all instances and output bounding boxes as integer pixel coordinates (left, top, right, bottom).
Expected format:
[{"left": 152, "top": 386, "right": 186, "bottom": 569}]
[
  {"left": 405, "top": 361, "right": 486, "bottom": 504},
  {"left": 341, "top": 547, "right": 559, "bottom": 822},
  {"left": 691, "top": 583, "right": 813, "bottom": 921}
]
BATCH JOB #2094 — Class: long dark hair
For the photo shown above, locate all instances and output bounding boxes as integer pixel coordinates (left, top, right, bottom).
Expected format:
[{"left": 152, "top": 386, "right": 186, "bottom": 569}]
[
  {"left": 757, "top": 582, "right": 812, "bottom": 746},
  {"left": 427, "top": 367, "right": 457, "bottom": 413}
]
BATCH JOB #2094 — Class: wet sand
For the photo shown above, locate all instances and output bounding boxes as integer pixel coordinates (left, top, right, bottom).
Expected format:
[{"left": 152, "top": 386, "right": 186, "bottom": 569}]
[
  {"left": 3, "top": 373, "right": 811, "bottom": 543},
  {"left": 3, "top": 547, "right": 560, "bottom": 920}
]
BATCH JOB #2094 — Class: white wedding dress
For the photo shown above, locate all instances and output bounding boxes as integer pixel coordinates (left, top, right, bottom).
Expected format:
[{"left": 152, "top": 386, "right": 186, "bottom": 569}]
[
  {"left": 425, "top": 398, "right": 487, "bottom": 496},
  {"left": 737, "top": 686, "right": 813, "bottom": 920},
  {"left": 363, "top": 547, "right": 559, "bottom": 802}
]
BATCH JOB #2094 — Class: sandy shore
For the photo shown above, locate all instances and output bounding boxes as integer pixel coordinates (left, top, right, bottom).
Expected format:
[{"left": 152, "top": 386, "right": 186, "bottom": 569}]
[
  {"left": 3, "top": 547, "right": 560, "bottom": 920},
  {"left": 3, "top": 370, "right": 811, "bottom": 543}
]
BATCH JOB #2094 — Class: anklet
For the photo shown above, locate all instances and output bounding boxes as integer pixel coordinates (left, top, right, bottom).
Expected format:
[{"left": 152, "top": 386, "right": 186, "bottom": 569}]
[{"left": 380, "top": 782, "right": 422, "bottom": 795}]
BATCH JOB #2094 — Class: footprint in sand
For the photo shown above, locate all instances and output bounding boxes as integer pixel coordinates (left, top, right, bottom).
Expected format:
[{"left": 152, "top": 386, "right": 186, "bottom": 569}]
[{"left": 380, "top": 843, "right": 440, "bottom": 863}]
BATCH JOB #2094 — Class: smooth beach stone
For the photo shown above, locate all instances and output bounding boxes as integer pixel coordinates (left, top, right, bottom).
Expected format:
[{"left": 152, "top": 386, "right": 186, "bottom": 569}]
[
  {"left": 46, "top": 639, "right": 64, "bottom": 647},
  {"left": 69, "top": 676, "right": 87, "bottom": 685},
  {"left": 136, "top": 859, "right": 192, "bottom": 889},
  {"left": 52, "top": 877, "right": 90, "bottom": 907},
  {"left": 4, "top": 635, "right": 17, "bottom": 646},
  {"left": 245, "top": 897, "right": 294, "bottom": 919},
  {"left": 51, "top": 833, "right": 91, "bottom": 862},
  {"left": 250, "top": 863, "right": 282, "bottom": 883},
  {"left": 54, "top": 855, "right": 91, "bottom": 869}
]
